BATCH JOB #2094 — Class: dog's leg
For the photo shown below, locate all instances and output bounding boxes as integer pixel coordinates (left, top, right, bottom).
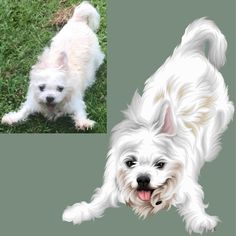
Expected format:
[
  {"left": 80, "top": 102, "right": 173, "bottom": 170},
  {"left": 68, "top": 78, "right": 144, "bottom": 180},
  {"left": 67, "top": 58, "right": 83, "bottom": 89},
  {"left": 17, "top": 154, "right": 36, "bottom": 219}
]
[
  {"left": 63, "top": 150, "right": 119, "bottom": 224},
  {"left": 62, "top": 182, "right": 118, "bottom": 224},
  {"left": 176, "top": 178, "right": 220, "bottom": 234},
  {"left": 204, "top": 106, "right": 234, "bottom": 162},
  {"left": 70, "top": 96, "right": 95, "bottom": 130},
  {"left": 1, "top": 100, "right": 36, "bottom": 125}
]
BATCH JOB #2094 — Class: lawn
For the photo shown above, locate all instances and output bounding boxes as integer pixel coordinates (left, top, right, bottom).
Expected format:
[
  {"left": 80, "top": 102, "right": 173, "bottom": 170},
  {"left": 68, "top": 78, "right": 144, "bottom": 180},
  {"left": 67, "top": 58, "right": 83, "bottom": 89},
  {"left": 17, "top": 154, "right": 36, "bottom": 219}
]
[{"left": 0, "top": 0, "right": 107, "bottom": 133}]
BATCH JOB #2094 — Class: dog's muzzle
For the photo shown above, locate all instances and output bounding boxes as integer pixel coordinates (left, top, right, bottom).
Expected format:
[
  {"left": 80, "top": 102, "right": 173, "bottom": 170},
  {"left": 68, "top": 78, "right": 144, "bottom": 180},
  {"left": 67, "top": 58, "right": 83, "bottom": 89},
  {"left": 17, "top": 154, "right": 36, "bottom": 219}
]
[
  {"left": 136, "top": 175, "right": 154, "bottom": 201},
  {"left": 44, "top": 96, "right": 57, "bottom": 111}
]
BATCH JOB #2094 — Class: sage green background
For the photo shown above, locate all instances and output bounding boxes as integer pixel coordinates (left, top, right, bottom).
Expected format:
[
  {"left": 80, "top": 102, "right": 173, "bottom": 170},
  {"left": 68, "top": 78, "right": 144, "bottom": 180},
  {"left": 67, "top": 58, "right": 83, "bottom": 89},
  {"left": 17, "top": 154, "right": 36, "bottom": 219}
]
[{"left": 0, "top": 0, "right": 235, "bottom": 235}]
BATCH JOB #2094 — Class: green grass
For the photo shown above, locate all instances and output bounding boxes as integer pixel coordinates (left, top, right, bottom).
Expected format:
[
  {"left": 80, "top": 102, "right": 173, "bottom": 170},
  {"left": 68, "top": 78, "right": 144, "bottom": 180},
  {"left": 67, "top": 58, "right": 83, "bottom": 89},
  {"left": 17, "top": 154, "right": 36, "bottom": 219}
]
[{"left": 0, "top": 0, "right": 107, "bottom": 133}]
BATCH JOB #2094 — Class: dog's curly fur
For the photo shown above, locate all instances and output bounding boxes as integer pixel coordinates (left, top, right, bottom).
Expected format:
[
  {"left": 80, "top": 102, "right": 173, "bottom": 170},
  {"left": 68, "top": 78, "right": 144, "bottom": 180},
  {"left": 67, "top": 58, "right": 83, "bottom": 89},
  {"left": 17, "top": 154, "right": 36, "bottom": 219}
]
[
  {"left": 62, "top": 18, "right": 234, "bottom": 233},
  {"left": 1, "top": 2, "right": 104, "bottom": 130}
]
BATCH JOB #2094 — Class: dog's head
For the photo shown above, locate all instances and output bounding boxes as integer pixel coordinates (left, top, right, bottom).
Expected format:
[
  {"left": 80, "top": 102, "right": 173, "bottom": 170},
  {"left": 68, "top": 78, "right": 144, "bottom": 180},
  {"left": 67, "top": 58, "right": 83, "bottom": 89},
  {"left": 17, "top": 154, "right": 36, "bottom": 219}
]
[
  {"left": 29, "top": 51, "right": 72, "bottom": 112},
  {"left": 111, "top": 92, "right": 184, "bottom": 218}
]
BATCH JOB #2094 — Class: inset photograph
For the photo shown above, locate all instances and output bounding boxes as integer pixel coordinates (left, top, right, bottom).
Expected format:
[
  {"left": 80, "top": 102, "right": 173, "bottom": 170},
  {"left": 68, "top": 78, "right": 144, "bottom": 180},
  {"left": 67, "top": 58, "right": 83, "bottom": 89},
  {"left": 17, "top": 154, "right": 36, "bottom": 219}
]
[{"left": 0, "top": 0, "right": 107, "bottom": 133}]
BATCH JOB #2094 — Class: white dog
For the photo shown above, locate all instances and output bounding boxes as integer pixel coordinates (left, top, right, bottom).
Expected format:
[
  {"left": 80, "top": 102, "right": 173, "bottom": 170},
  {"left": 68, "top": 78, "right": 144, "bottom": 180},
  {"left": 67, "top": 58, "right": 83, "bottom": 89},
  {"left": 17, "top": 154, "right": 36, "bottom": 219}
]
[
  {"left": 62, "top": 18, "right": 234, "bottom": 233},
  {"left": 1, "top": 1, "right": 104, "bottom": 130}
]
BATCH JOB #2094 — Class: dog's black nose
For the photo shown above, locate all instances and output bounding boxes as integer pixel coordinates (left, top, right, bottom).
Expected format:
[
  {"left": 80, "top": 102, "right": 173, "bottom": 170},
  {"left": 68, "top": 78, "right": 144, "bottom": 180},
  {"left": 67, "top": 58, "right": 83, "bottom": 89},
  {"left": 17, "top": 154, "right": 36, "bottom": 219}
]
[
  {"left": 137, "top": 175, "right": 150, "bottom": 187},
  {"left": 46, "top": 96, "right": 55, "bottom": 104}
]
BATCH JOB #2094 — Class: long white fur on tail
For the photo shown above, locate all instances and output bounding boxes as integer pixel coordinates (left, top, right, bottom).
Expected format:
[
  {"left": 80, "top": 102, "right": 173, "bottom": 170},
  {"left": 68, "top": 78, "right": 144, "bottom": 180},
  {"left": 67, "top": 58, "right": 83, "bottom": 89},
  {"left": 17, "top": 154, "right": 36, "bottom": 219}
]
[
  {"left": 179, "top": 17, "right": 227, "bottom": 69},
  {"left": 72, "top": 1, "right": 100, "bottom": 32}
]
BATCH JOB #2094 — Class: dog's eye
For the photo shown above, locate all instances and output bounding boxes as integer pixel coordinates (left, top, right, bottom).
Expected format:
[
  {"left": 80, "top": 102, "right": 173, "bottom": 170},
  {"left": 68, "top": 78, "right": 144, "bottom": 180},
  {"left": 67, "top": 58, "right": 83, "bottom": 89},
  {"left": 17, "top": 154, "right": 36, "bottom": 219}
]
[
  {"left": 57, "top": 86, "right": 64, "bottom": 92},
  {"left": 125, "top": 160, "right": 136, "bottom": 168},
  {"left": 39, "top": 85, "right": 45, "bottom": 92},
  {"left": 154, "top": 161, "right": 165, "bottom": 169}
]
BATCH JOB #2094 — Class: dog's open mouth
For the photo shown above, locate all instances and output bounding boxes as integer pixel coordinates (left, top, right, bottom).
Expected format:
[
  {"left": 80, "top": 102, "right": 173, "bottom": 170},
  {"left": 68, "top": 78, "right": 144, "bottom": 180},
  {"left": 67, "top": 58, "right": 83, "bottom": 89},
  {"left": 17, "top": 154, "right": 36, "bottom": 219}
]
[
  {"left": 137, "top": 188, "right": 154, "bottom": 201},
  {"left": 137, "top": 188, "right": 163, "bottom": 206},
  {"left": 46, "top": 103, "right": 56, "bottom": 112},
  {"left": 137, "top": 190, "right": 152, "bottom": 201}
]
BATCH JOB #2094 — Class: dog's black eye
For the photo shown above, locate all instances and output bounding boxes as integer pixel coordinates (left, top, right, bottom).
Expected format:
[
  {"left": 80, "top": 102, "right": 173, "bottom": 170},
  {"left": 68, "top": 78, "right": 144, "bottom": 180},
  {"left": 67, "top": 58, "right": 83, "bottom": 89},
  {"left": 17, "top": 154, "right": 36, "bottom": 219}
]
[
  {"left": 125, "top": 156, "right": 137, "bottom": 168},
  {"left": 57, "top": 86, "right": 64, "bottom": 92},
  {"left": 39, "top": 85, "right": 45, "bottom": 92},
  {"left": 125, "top": 160, "right": 136, "bottom": 168},
  {"left": 154, "top": 161, "right": 165, "bottom": 169}
]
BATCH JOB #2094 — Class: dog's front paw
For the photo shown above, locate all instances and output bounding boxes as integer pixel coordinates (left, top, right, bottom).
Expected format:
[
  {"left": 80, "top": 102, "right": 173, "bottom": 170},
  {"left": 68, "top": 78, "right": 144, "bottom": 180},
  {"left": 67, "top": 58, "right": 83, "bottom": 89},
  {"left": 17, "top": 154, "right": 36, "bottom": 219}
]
[
  {"left": 186, "top": 213, "right": 220, "bottom": 234},
  {"left": 1, "top": 112, "right": 21, "bottom": 125},
  {"left": 75, "top": 118, "right": 96, "bottom": 131},
  {"left": 62, "top": 202, "right": 91, "bottom": 224}
]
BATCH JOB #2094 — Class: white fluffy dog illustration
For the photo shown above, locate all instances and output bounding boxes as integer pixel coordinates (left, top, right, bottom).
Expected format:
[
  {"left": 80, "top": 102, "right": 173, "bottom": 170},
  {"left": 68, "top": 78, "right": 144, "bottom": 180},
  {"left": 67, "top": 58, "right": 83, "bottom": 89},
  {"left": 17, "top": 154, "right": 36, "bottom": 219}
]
[
  {"left": 62, "top": 18, "right": 234, "bottom": 233},
  {"left": 1, "top": 2, "right": 104, "bottom": 130}
]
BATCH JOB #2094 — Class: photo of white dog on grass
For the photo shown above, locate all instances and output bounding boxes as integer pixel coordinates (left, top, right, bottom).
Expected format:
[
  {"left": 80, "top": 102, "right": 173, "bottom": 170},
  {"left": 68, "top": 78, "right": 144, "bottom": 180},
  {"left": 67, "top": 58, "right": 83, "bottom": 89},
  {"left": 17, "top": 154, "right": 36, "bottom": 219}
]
[
  {"left": 1, "top": 1, "right": 104, "bottom": 131},
  {"left": 62, "top": 18, "right": 234, "bottom": 233}
]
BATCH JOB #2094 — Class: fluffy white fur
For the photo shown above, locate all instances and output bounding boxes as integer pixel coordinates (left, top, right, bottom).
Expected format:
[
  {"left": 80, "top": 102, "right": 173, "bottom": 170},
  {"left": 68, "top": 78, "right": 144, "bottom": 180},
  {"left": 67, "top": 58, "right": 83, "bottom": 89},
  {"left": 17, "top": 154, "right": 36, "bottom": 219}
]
[
  {"left": 1, "top": 1, "right": 104, "bottom": 130},
  {"left": 62, "top": 18, "right": 234, "bottom": 233}
]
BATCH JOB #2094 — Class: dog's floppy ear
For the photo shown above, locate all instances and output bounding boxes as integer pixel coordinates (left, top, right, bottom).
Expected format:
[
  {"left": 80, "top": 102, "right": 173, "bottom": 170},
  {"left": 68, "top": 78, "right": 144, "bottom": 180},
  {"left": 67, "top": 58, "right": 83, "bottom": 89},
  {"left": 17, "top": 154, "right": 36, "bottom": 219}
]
[
  {"left": 57, "top": 51, "right": 68, "bottom": 69},
  {"left": 154, "top": 101, "right": 177, "bottom": 136}
]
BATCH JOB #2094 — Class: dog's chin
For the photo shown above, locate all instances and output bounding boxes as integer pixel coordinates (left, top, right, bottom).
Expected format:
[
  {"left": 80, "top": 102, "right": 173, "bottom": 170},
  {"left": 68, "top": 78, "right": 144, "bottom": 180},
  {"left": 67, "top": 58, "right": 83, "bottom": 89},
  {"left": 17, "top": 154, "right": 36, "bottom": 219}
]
[{"left": 123, "top": 187, "right": 165, "bottom": 218}]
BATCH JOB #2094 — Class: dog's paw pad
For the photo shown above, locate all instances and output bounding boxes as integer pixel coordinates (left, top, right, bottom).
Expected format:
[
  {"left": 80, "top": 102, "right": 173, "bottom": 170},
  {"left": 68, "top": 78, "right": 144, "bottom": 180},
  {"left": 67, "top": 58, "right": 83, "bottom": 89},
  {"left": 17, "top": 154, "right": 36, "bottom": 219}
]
[{"left": 75, "top": 119, "right": 96, "bottom": 131}]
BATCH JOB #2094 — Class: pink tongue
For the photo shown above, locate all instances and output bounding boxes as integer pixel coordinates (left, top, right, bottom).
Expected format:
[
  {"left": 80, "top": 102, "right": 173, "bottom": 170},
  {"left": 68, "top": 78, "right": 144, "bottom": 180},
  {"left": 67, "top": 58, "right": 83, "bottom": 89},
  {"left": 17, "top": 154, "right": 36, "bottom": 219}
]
[
  {"left": 47, "top": 105, "right": 54, "bottom": 112},
  {"left": 138, "top": 191, "right": 151, "bottom": 201}
]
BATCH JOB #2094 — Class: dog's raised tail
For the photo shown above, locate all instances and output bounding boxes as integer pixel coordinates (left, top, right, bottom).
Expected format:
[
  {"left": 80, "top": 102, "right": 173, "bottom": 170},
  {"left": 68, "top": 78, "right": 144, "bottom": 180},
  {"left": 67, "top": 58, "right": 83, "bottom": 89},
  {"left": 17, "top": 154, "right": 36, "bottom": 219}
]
[
  {"left": 72, "top": 1, "right": 100, "bottom": 32},
  {"left": 179, "top": 17, "right": 227, "bottom": 69}
]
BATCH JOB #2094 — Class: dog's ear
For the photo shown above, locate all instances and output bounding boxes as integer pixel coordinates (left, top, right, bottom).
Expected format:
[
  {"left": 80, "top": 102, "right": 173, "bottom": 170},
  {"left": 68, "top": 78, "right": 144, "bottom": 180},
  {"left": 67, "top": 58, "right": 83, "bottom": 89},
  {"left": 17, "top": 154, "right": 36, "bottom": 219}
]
[
  {"left": 57, "top": 52, "right": 68, "bottom": 69},
  {"left": 154, "top": 101, "right": 176, "bottom": 136},
  {"left": 32, "top": 47, "right": 50, "bottom": 70},
  {"left": 123, "top": 90, "right": 142, "bottom": 121},
  {"left": 33, "top": 61, "right": 47, "bottom": 70}
]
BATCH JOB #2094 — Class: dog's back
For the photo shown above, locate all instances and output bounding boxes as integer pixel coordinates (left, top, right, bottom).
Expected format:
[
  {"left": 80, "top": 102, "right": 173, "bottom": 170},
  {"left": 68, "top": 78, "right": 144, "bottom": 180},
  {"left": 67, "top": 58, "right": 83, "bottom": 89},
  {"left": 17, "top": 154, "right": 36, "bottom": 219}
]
[
  {"left": 44, "top": 2, "right": 104, "bottom": 78},
  {"left": 141, "top": 18, "right": 234, "bottom": 161}
]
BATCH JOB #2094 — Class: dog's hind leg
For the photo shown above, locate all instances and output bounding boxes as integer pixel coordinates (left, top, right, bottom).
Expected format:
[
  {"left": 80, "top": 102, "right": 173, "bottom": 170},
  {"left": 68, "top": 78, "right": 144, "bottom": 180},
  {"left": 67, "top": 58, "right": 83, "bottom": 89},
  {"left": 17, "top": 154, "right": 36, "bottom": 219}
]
[
  {"left": 203, "top": 103, "right": 234, "bottom": 162},
  {"left": 95, "top": 48, "right": 105, "bottom": 69},
  {"left": 85, "top": 50, "right": 105, "bottom": 88}
]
